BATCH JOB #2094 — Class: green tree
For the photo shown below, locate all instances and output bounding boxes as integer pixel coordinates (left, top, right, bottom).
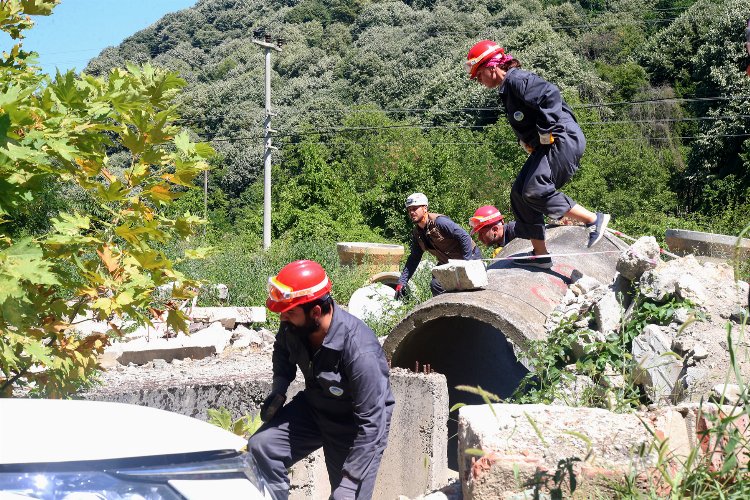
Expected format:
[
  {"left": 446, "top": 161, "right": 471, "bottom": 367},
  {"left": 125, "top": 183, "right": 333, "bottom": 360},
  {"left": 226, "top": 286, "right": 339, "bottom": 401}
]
[{"left": 0, "top": 0, "right": 213, "bottom": 397}]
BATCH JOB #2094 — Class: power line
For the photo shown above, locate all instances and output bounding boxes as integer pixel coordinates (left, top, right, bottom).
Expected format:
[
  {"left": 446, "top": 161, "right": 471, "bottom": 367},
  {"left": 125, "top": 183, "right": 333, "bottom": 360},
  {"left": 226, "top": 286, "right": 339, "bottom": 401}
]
[
  {"left": 199, "top": 114, "right": 750, "bottom": 142},
  {"left": 269, "top": 95, "right": 750, "bottom": 116}
]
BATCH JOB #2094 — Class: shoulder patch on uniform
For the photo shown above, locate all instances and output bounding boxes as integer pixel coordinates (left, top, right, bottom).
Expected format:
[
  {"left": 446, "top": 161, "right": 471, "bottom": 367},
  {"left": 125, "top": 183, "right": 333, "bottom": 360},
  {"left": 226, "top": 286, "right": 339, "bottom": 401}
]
[
  {"left": 329, "top": 386, "right": 344, "bottom": 396},
  {"left": 513, "top": 111, "right": 524, "bottom": 122}
]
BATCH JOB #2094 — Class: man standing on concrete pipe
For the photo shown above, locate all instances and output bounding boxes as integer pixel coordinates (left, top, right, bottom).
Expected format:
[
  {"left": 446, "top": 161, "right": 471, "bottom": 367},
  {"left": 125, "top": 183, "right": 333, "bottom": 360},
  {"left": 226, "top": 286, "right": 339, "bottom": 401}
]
[
  {"left": 395, "top": 192, "right": 482, "bottom": 298},
  {"left": 469, "top": 205, "right": 518, "bottom": 259},
  {"left": 466, "top": 40, "right": 611, "bottom": 267},
  {"left": 249, "top": 260, "right": 394, "bottom": 500}
]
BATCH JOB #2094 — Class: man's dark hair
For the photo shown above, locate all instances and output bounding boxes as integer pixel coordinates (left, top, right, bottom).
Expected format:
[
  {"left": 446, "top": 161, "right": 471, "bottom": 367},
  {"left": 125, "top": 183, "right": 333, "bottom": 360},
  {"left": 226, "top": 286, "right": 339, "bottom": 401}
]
[{"left": 301, "top": 294, "right": 333, "bottom": 315}]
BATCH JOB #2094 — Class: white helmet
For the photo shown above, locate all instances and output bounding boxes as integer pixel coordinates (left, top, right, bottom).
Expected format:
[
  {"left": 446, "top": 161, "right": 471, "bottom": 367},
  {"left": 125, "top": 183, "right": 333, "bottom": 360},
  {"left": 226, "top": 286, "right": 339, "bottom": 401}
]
[{"left": 405, "top": 192, "right": 428, "bottom": 208}]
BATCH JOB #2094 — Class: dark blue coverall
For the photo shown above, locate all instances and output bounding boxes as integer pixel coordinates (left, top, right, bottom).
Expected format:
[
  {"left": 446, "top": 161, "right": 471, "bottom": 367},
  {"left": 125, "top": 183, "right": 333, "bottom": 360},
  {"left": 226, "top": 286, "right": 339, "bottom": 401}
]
[
  {"left": 499, "top": 67, "right": 586, "bottom": 241},
  {"left": 397, "top": 215, "right": 482, "bottom": 296},
  {"left": 248, "top": 303, "right": 394, "bottom": 500}
]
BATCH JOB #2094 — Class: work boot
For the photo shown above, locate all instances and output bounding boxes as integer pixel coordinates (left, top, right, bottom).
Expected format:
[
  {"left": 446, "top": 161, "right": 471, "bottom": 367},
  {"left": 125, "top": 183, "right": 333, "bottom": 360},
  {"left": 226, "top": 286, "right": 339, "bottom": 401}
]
[
  {"left": 587, "top": 212, "right": 611, "bottom": 248},
  {"left": 514, "top": 251, "right": 553, "bottom": 269}
]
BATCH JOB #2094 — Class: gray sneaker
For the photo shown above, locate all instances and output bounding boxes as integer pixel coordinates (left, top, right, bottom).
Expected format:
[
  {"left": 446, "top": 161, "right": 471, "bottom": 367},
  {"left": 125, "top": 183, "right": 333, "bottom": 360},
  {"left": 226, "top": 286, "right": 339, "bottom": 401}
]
[
  {"left": 514, "top": 252, "right": 553, "bottom": 269},
  {"left": 587, "top": 212, "right": 611, "bottom": 248}
]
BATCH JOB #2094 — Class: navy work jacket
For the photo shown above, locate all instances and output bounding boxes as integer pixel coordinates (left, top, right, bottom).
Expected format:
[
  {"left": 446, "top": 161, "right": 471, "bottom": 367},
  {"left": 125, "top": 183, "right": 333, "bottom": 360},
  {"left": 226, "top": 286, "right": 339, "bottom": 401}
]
[
  {"left": 498, "top": 67, "right": 578, "bottom": 148},
  {"left": 271, "top": 303, "right": 394, "bottom": 482}
]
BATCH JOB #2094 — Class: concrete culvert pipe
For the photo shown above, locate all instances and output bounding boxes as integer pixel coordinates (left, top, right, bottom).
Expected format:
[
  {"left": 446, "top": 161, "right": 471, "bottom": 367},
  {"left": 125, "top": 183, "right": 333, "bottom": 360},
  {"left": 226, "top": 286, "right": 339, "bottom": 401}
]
[{"left": 382, "top": 225, "right": 627, "bottom": 469}]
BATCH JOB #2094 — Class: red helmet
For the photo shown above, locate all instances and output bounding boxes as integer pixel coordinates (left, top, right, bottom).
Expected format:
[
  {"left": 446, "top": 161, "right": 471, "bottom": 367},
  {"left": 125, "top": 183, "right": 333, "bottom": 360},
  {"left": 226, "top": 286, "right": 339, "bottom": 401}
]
[
  {"left": 466, "top": 40, "right": 504, "bottom": 79},
  {"left": 469, "top": 205, "right": 504, "bottom": 235},
  {"left": 266, "top": 260, "right": 332, "bottom": 313}
]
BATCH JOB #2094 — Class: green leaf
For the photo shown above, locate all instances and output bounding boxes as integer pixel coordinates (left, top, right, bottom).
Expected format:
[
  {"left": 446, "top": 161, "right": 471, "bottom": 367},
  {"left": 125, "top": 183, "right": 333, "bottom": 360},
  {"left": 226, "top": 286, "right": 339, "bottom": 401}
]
[
  {"left": 166, "top": 309, "right": 188, "bottom": 334},
  {"left": 173, "top": 131, "right": 192, "bottom": 155},
  {"left": 24, "top": 340, "right": 53, "bottom": 365},
  {"left": 183, "top": 247, "right": 214, "bottom": 260},
  {"left": 20, "top": 0, "right": 59, "bottom": 16}
]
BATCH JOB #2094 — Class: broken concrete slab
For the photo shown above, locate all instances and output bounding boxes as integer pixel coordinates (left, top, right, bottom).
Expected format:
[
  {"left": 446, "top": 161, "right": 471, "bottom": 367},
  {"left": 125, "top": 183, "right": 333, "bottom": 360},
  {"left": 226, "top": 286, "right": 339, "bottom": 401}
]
[
  {"left": 593, "top": 290, "right": 622, "bottom": 334},
  {"left": 231, "top": 325, "right": 264, "bottom": 349},
  {"left": 631, "top": 325, "right": 684, "bottom": 404},
  {"left": 82, "top": 364, "right": 449, "bottom": 500},
  {"left": 458, "top": 403, "right": 655, "bottom": 499},
  {"left": 616, "top": 236, "right": 661, "bottom": 281},
  {"left": 106, "top": 322, "right": 233, "bottom": 365},
  {"left": 432, "top": 259, "right": 488, "bottom": 292},
  {"left": 189, "top": 306, "right": 266, "bottom": 326}
]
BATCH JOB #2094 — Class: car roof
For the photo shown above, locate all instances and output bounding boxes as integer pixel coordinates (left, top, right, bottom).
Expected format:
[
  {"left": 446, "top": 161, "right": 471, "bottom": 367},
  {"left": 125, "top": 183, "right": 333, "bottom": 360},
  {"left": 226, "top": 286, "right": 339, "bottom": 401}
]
[{"left": 0, "top": 399, "right": 247, "bottom": 464}]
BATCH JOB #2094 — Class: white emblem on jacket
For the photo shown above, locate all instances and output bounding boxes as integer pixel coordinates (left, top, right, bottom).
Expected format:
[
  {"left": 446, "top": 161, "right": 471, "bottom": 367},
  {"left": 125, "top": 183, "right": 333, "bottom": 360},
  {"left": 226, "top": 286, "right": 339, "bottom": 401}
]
[{"left": 329, "top": 386, "right": 344, "bottom": 396}]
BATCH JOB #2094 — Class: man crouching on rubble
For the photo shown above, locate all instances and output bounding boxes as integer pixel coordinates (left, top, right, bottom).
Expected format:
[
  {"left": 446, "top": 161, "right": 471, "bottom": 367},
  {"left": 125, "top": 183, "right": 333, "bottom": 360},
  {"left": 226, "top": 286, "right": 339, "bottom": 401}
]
[{"left": 249, "top": 259, "right": 394, "bottom": 500}]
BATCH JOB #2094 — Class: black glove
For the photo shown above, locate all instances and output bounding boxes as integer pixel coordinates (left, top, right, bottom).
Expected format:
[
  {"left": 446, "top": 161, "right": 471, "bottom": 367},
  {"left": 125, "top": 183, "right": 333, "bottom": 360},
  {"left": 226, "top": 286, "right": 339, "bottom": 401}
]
[
  {"left": 394, "top": 284, "right": 405, "bottom": 300},
  {"left": 260, "top": 392, "right": 286, "bottom": 422}
]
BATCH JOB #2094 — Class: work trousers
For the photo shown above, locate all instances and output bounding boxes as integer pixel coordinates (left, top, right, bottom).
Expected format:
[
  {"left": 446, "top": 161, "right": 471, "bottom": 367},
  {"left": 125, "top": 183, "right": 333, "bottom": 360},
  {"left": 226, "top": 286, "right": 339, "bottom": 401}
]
[
  {"left": 510, "top": 121, "right": 586, "bottom": 241},
  {"left": 248, "top": 393, "right": 388, "bottom": 500}
]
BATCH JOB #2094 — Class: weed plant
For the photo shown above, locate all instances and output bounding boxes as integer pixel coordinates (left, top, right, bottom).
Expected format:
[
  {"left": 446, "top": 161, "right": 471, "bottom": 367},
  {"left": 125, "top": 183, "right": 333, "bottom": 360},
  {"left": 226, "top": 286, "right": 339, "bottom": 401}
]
[{"left": 511, "top": 295, "right": 698, "bottom": 410}]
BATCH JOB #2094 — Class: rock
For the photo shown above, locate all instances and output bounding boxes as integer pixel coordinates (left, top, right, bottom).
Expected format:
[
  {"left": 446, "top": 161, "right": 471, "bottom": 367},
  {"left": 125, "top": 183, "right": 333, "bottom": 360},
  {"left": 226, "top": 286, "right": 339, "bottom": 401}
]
[
  {"left": 631, "top": 325, "right": 684, "bottom": 404},
  {"left": 690, "top": 344, "right": 708, "bottom": 361},
  {"left": 639, "top": 255, "right": 704, "bottom": 302},
  {"left": 432, "top": 259, "right": 488, "bottom": 292},
  {"left": 152, "top": 359, "right": 169, "bottom": 369},
  {"left": 570, "top": 329, "right": 606, "bottom": 360},
  {"left": 593, "top": 291, "right": 622, "bottom": 334},
  {"left": 710, "top": 384, "right": 743, "bottom": 406},
  {"left": 616, "top": 237, "right": 661, "bottom": 281},
  {"left": 189, "top": 321, "right": 209, "bottom": 334},
  {"left": 570, "top": 275, "right": 603, "bottom": 296},
  {"left": 232, "top": 325, "right": 263, "bottom": 348},
  {"left": 672, "top": 308, "right": 691, "bottom": 324},
  {"left": 675, "top": 274, "right": 707, "bottom": 306},
  {"left": 189, "top": 306, "right": 266, "bottom": 326},
  {"left": 257, "top": 328, "right": 276, "bottom": 343}
]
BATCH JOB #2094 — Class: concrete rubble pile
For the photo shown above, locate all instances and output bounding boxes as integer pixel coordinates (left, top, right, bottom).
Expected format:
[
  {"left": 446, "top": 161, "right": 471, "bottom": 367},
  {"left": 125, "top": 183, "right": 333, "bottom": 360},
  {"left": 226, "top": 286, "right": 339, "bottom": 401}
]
[
  {"left": 457, "top": 402, "right": 750, "bottom": 499},
  {"left": 544, "top": 236, "right": 749, "bottom": 406},
  {"left": 448, "top": 236, "right": 750, "bottom": 499},
  {"left": 76, "top": 282, "right": 273, "bottom": 368}
]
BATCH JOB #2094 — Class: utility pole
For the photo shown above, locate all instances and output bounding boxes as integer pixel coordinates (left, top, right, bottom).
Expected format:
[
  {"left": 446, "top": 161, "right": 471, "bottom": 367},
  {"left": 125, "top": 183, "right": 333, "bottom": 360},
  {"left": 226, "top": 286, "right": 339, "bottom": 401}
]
[{"left": 252, "top": 29, "right": 283, "bottom": 250}]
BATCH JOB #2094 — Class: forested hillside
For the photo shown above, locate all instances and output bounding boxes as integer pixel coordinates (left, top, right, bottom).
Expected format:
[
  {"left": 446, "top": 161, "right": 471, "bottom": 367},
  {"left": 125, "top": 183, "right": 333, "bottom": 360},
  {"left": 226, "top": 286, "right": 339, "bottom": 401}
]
[{"left": 82, "top": 0, "right": 749, "bottom": 246}]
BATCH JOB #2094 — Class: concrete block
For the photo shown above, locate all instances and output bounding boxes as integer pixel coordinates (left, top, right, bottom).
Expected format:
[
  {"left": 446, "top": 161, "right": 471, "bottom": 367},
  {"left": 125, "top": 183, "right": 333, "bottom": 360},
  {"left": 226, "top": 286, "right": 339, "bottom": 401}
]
[
  {"left": 616, "top": 237, "right": 661, "bottom": 281},
  {"left": 593, "top": 291, "right": 622, "bottom": 334},
  {"left": 458, "top": 404, "right": 655, "bottom": 499},
  {"left": 631, "top": 325, "right": 683, "bottom": 404},
  {"left": 432, "top": 260, "right": 488, "bottom": 292},
  {"left": 190, "top": 306, "right": 266, "bottom": 325},
  {"left": 644, "top": 407, "right": 691, "bottom": 461},
  {"left": 82, "top": 366, "right": 448, "bottom": 500},
  {"left": 107, "top": 322, "right": 232, "bottom": 365}
]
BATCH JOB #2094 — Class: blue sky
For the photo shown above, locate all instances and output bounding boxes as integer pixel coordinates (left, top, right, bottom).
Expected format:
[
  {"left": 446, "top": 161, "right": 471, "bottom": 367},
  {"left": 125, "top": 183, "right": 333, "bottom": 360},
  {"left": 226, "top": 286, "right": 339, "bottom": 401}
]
[{"left": 9, "top": 0, "right": 196, "bottom": 76}]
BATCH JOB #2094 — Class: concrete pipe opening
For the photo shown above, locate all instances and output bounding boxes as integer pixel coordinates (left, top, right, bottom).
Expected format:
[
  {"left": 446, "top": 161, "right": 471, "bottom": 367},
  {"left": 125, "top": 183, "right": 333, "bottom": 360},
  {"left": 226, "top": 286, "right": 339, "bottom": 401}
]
[{"left": 383, "top": 225, "right": 626, "bottom": 469}]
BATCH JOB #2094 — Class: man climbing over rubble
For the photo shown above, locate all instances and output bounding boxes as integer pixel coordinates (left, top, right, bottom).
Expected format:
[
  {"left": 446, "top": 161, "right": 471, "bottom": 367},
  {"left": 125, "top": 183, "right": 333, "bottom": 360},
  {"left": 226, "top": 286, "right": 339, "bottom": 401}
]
[
  {"left": 469, "top": 205, "right": 517, "bottom": 258},
  {"left": 465, "top": 40, "right": 611, "bottom": 268},
  {"left": 395, "top": 192, "right": 482, "bottom": 298},
  {"left": 249, "top": 260, "right": 394, "bottom": 500}
]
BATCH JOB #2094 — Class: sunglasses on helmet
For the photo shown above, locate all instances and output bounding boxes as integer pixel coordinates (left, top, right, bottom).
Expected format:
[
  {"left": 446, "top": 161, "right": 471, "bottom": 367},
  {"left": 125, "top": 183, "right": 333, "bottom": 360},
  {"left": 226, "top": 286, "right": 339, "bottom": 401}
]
[{"left": 267, "top": 276, "right": 330, "bottom": 303}]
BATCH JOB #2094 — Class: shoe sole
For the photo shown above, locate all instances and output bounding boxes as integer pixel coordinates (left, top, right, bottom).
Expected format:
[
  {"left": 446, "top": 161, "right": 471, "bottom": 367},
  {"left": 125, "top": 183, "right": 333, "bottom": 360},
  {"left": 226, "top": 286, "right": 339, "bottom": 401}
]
[
  {"left": 515, "top": 260, "right": 554, "bottom": 269},
  {"left": 588, "top": 213, "right": 611, "bottom": 248}
]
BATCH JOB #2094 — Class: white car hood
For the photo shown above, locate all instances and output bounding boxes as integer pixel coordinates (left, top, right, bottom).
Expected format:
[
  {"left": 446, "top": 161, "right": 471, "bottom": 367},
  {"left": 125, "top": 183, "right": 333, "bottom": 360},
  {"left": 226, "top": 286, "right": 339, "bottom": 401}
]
[{"left": 0, "top": 399, "right": 247, "bottom": 464}]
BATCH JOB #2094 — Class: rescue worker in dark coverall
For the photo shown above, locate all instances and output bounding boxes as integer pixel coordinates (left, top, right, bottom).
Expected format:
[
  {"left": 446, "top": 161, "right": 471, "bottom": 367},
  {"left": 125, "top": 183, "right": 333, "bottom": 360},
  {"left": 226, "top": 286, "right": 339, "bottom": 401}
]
[
  {"left": 469, "top": 205, "right": 517, "bottom": 258},
  {"left": 249, "top": 260, "right": 394, "bottom": 500},
  {"left": 466, "top": 41, "right": 610, "bottom": 269},
  {"left": 394, "top": 192, "right": 482, "bottom": 298}
]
